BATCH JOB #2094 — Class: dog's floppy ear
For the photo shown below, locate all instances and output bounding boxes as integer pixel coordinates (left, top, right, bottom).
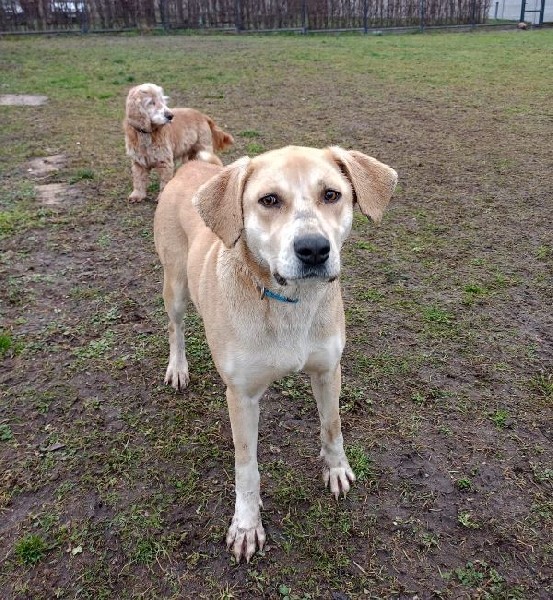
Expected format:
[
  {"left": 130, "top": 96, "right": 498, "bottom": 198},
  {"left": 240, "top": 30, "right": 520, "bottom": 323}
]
[
  {"left": 125, "top": 89, "right": 150, "bottom": 132},
  {"left": 193, "top": 157, "right": 251, "bottom": 248},
  {"left": 329, "top": 146, "right": 398, "bottom": 224}
]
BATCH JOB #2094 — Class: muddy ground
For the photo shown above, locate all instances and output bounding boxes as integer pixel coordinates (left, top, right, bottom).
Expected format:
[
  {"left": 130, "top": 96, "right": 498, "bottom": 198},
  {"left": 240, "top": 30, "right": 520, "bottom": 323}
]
[{"left": 0, "top": 32, "right": 552, "bottom": 599}]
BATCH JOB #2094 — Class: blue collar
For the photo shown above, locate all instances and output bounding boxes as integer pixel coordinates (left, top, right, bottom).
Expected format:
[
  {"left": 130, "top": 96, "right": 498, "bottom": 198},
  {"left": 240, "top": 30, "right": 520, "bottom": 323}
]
[{"left": 260, "top": 286, "right": 299, "bottom": 304}]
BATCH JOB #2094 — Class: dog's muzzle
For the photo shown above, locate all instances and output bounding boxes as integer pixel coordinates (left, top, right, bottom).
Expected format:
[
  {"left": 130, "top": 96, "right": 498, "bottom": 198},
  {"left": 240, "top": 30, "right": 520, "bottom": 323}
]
[
  {"left": 273, "top": 234, "right": 336, "bottom": 285},
  {"left": 294, "top": 234, "right": 330, "bottom": 266},
  {"left": 165, "top": 111, "right": 174, "bottom": 122}
]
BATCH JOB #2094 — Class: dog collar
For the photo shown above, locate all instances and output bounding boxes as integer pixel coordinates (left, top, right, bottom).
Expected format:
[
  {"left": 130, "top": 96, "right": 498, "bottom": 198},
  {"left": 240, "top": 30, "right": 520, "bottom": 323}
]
[{"left": 259, "top": 286, "right": 299, "bottom": 304}]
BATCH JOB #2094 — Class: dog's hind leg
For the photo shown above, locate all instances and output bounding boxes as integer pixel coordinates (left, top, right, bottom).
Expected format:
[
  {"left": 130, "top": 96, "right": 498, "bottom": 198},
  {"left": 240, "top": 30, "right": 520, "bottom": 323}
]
[
  {"left": 162, "top": 264, "right": 190, "bottom": 391},
  {"left": 129, "top": 162, "right": 149, "bottom": 202},
  {"left": 310, "top": 364, "right": 356, "bottom": 498},
  {"left": 156, "top": 159, "right": 174, "bottom": 194}
]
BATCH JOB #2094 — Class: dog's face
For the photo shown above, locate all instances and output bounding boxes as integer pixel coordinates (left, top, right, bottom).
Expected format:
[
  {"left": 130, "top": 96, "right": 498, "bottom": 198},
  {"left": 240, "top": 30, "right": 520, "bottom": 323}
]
[
  {"left": 125, "top": 83, "right": 173, "bottom": 131},
  {"left": 242, "top": 147, "right": 354, "bottom": 284},
  {"left": 194, "top": 146, "right": 398, "bottom": 285}
]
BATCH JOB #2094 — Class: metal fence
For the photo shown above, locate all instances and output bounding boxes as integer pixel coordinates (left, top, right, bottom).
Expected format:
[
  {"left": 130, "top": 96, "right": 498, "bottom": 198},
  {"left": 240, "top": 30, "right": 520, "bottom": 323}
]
[{"left": 0, "top": 0, "right": 494, "bottom": 34}]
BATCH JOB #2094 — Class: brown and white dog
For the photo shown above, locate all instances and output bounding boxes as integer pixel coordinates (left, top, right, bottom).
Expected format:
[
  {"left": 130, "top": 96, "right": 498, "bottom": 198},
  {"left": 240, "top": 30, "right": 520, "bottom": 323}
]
[
  {"left": 123, "top": 83, "right": 234, "bottom": 202},
  {"left": 154, "top": 146, "right": 397, "bottom": 562}
]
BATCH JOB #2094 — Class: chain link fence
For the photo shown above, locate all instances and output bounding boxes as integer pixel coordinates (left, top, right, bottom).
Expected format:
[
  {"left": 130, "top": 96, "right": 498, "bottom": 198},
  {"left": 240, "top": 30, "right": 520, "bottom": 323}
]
[{"left": 0, "top": 0, "right": 495, "bottom": 34}]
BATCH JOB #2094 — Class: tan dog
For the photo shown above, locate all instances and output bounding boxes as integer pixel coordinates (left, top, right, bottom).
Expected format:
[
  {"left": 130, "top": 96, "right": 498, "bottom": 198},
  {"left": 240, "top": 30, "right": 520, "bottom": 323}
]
[
  {"left": 154, "top": 146, "right": 397, "bottom": 562},
  {"left": 123, "top": 83, "right": 234, "bottom": 202}
]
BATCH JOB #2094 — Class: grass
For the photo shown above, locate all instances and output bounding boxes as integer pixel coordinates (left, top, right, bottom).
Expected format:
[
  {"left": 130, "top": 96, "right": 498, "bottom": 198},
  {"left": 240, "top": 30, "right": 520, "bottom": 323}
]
[
  {"left": 69, "top": 168, "right": 95, "bottom": 183},
  {"left": 0, "top": 28, "right": 552, "bottom": 600},
  {"left": 531, "top": 372, "right": 553, "bottom": 401},
  {"left": 345, "top": 443, "right": 377, "bottom": 485},
  {"left": 0, "top": 333, "right": 16, "bottom": 357},
  {"left": 245, "top": 141, "right": 265, "bottom": 155},
  {"left": 0, "top": 423, "right": 13, "bottom": 441},
  {"left": 14, "top": 534, "right": 48, "bottom": 566},
  {"left": 455, "top": 477, "right": 472, "bottom": 492},
  {"left": 457, "top": 511, "right": 480, "bottom": 529},
  {"left": 422, "top": 306, "right": 453, "bottom": 325},
  {"left": 239, "top": 130, "right": 261, "bottom": 138},
  {"left": 490, "top": 408, "right": 511, "bottom": 429},
  {"left": 444, "top": 561, "right": 524, "bottom": 598}
]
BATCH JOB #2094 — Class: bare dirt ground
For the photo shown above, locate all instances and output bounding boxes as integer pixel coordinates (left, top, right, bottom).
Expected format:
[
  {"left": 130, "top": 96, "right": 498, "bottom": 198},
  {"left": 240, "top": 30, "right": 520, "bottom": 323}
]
[{"left": 0, "top": 32, "right": 552, "bottom": 599}]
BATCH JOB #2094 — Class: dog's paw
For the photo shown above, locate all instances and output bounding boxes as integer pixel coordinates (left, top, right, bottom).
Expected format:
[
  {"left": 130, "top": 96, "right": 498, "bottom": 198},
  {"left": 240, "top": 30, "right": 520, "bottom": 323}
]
[
  {"left": 226, "top": 517, "right": 266, "bottom": 563},
  {"left": 164, "top": 361, "right": 190, "bottom": 391},
  {"left": 128, "top": 191, "right": 146, "bottom": 203},
  {"left": 323, "top": 462, "right": 356, "bottom": 499}
]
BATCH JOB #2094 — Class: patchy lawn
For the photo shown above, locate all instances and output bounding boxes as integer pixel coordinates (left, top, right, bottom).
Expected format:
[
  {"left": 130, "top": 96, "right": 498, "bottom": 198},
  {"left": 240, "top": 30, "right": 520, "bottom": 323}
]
[{"left": 1, "top": 29, "right": 552, "bottom": 599}]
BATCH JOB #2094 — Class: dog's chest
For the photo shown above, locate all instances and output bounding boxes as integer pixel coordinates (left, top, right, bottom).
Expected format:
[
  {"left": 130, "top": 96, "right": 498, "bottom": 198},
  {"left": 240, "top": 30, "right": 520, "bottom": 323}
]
[
  {"left": 251, "top": 318, "right": 313, "bottom": 367},
  {"left": 218, "top": 304, "right": 343, "bottom": 389},
  {"left": 128, "top": 138, "right": 170, "bottom": 168}
]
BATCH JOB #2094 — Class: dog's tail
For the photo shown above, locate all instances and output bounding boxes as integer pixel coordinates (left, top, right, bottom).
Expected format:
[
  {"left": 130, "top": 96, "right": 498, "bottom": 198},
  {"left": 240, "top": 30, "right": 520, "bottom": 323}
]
[
  {"left": 196, "top": 150, "right": 223, "bottom": 167},
  {"left": 208, "top": 118, "right": 234, "bottom": 152}
]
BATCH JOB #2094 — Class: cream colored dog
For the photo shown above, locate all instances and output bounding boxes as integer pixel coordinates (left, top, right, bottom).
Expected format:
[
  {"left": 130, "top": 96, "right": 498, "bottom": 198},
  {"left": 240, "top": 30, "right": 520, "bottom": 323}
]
[
  {"left": 154, "top": 145, "right": 397, "bottom": 562},
  {"left": 123, "top": 83, "right": 234, "bottom": 202}
]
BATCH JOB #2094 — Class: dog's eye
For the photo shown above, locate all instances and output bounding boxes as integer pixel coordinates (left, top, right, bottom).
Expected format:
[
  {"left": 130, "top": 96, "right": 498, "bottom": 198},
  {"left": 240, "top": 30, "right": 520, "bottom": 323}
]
[
  {"left": 323, "top": 189, "right": 341, "bottom": 204},
  {"left": 258, "top": 194, "right": 280, "bottom": 208}
]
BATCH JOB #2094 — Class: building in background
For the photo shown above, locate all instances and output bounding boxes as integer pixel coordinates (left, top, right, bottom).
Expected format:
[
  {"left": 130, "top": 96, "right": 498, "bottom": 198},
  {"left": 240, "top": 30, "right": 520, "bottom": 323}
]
[{"left": 489, "top": 0, "right": 551, "bottom": 23}]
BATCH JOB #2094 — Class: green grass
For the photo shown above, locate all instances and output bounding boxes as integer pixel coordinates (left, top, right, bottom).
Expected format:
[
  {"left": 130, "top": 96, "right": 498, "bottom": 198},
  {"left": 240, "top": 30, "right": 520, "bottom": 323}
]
[
  {"left": 239, "top": 130, "right": 261, "bottom": 138},
  {"left": 345, "top": 443, "right": 377, "bottom": 485},
  {"left": 0, "top": 332, "right": 15, "bottom": 357},
  {"left": 536, "top": 245, "right": 551, "bottom": 260},
  {"left": 490, "top": 409, "right": 511, "bottom": 429},
  {"left": 531, "top": 372, "right": 553, "bottom": 401},
  {"left": 456, "top": 477, "right": 472, "bottom": 492},
  {"left": 457, "top": 511, "right": 480, "bottom": 529},
  {"left": 354, "top": 240, "right": 376, "bottom": 251},
  {"left": 14, "top": 534, "right": 48, "bottom": 566},
  {"left": 444, "top": 561, "right": 523, "bottom": 598},
  {"left": 267, "top": 460, "right": 310, "bottom": 505},
  {"left": 73, "top": 330, "right": 116, "bottom": 362},
  {"left": 354, "top": 288, "right": 384, "bottom": 302},
  {"left": 245, "top": 141, "right": 265, "bottom": 155},
  {"left": 0, "top": 423, "right": 13, "bottom": 441},
  {"left": 69, "top": 168, "right": 95, "bottom": 183},
  {"left": 422, "top": 306, "right": 453, "bottom": 325}
]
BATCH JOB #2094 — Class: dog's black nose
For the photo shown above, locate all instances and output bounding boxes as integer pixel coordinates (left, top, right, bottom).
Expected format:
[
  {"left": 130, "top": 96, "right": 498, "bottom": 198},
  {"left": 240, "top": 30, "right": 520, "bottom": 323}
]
[
  {"left": 294, "top": 234, "right": 330, "bottom": 266},
  {"left": 166, "top": 112, "right": 173, "bottom": 121}
]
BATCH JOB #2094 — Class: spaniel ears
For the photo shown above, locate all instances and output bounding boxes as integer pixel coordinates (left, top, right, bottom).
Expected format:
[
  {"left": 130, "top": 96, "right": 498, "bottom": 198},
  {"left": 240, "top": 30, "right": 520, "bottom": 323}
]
[{"left": 193, "top": 148, "right": 398, "bottom": 248}]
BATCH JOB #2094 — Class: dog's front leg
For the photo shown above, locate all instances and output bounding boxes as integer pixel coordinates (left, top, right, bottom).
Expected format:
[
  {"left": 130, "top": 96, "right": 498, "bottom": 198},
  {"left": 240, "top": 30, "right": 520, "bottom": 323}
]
[
  {"left": 225, "top": 385, "right": 266, "bottom": 562},
  {"left": 129, "top": 162, "right": 149, "bottom": 202},
  {"left": 310, "top": 364, "right": 356, "bottom": 498}
]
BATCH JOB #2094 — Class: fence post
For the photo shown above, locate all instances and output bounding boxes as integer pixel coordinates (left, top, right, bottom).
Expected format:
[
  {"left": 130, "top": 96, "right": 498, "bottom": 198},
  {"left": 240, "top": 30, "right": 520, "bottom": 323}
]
[
  {"left": 302, "top": 0, "right": 307, "bottom": 34},
  {"left": 363, "top": 0, "right": 368, "bottom": 33},
  {"left": 519, "top": 0, "right": 527, "bottom": 22},
  {"left": 419, "top": 0, "right": 425, "bottom": 32},
  {"left": 470, "top": 0, "right": 476, "bottom": 28},
  {"left": 80, "top": 1, "right": 89, "bottom": 33},
  {"left": 160, "top": 0, "right": 168, "bottom": 31},
  {"left": 235, "top": 0, "right": 242, "bottom": 32}
]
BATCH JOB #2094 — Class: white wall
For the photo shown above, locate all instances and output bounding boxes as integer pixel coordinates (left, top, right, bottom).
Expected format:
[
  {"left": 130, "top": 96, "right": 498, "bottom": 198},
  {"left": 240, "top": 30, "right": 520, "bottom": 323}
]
[{"left": 489, "top": 0, "right": 552, "bottom": 23}]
